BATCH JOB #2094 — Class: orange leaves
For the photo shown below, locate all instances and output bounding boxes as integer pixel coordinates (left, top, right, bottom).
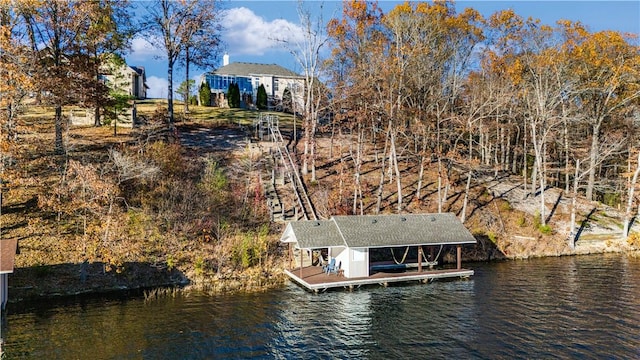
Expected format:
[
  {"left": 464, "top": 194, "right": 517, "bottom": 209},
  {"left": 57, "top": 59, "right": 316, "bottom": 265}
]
[
  {"left": 489, "top": 9, "right": 523, "bottom": 31},
  {"left": 567, "top": 29, "right": 640, "bottom": 116}
]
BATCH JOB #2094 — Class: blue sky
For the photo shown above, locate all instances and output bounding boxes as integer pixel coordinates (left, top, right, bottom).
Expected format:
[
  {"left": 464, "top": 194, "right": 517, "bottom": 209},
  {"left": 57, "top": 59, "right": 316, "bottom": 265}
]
[{"left": 129, "top": 1, "right": 640, "bottom": 98}]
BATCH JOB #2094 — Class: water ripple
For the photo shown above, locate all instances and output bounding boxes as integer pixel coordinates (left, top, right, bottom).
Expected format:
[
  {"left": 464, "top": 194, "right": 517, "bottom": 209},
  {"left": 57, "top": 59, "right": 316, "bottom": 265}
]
[{"left": 3, "top": 254, "right": 640, "bottom": 359}]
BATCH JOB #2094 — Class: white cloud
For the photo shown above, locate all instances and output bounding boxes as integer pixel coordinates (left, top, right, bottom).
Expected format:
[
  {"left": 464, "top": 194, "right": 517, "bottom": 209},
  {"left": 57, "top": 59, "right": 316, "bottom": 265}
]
[
  {"left": 221, "top": 7, "right": 305, "bottom": 56},
  {"left": 146, "top": 76, "right": 168, "bottom": 99},
  {"left": 130, "top": 36, "right": 165, "bottom": 61}
]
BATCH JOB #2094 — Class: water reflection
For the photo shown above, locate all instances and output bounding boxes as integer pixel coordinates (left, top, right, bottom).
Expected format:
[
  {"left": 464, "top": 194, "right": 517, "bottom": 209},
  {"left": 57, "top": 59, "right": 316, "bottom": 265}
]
[{"left": 2, "top": 254, "right": 640, "bottom": 359}]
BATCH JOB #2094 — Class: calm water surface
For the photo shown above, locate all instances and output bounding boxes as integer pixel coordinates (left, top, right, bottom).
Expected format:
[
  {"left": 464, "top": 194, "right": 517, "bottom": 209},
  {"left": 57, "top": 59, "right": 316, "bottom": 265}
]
[{"left": 2, "top": 254, "right": 640, "bottom": 359}]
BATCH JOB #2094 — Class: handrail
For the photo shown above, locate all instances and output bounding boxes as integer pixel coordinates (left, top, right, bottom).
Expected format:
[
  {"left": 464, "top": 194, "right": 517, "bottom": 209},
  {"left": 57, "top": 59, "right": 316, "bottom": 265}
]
[{"left": 266, "top": 117, "right": 317, "bottom": 221}]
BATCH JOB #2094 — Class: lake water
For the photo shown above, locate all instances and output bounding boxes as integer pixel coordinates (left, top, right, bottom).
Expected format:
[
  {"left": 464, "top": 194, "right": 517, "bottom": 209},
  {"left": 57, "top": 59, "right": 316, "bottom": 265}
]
[{"left": 2, "top": 254, "right": 639, "bottom": 359}]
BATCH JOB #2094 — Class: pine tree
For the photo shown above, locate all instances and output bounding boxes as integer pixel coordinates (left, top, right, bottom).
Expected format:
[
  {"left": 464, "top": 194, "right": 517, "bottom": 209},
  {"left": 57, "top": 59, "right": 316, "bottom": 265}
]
[
  {"left": 226, "top": 82, "right": 241, "bottom": 108},
  {"left": 233, "top": 83, "right": 240, "bottom": 108},
  {"left": 257, "top": 84, "right": 268, "bottom": 110},
  {"left": 199, "top": 81, "right": 211, "bottom": 106},
  {"left": 226, "top": 82, "right": 235, "bottom": 108}
]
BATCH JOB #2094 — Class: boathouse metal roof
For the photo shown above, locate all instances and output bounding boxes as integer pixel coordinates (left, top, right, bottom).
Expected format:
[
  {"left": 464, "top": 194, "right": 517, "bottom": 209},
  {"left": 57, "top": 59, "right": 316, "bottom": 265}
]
[{"left": 280, "top": 213, "right": 476, "bottom": 249}]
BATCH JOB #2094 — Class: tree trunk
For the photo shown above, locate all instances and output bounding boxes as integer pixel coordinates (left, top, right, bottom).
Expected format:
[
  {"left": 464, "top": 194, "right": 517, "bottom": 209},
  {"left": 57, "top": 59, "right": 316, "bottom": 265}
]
[
  {"left": 522, "top": 117, "right": 528, "bottom": 199},
  {"left": 586, "top": 123, "right": 601, "bottom": 201},
  {"left": 570, "top": 160, "right": 580, "bottom": 249},
  {"left": 531, "top": 121, "right": 546, "bottom": 225},
  {"left": 437, "top": 158, "right": 443, "bottom": 213},
  {"left": 623, "top": 151, "right": 640, "bottom": 237},
  {"left": 352, "top": 126, "right": 363, "bottom": 215},
  {"left": 94, "top": 48, "right": 101, "bottom": 127},
  {"left": 184, "top": 47, "right": 190, "bottom": 114},
  {"left": 564, "top": 118, "right": 570, "bottom": 192},
  {"left": 55, "top": 106, "right": 64, "bottom": 154},
  {"left": 375, "top": 125, "right": 390, "bottom": 214},
  {"left": 415, "top": 137, "right": 427, "bottom": 201},
  {"left": 167, "top": 62, "right": 175, "bottom": 125},
  {"left": 390, "top": 131, "right": 402, "bottom": 212},
  {"left": 310, "top": 103, "right": 318, "bottom": 182},
  {"left": 301, "top": 115, "right": 309, "bottom": 175},
  {"left": 460, "top": 170, "right": 472, "bottom": 223}
]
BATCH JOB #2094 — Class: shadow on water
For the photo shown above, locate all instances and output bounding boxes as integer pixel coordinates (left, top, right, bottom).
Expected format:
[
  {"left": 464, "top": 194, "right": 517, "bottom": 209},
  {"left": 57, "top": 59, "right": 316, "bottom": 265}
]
[{"left": 7, "top": 261, "right": 188, "bottom": 313}]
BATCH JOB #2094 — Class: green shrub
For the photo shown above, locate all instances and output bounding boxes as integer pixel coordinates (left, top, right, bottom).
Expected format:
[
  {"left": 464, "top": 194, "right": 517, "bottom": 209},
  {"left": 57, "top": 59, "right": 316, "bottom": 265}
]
[
  {"left": 517, "top": 216, "right": 526, "bottom": 227},
  {"left": 194, "top": 256, "right": 205, "bottom": 276},
  {"left": 538, "top": 224, "right": 552, "bottom": 235},
  {"left": 240, "top": 233, "right": 255, "bottom": 269},
  {"left": 500, "top": 201, "right": 512, "bottom": 211},
  {"left": 602, "top": 192, "right": 621, "bottom": 207},
  {"left": 167, "top": 255, "right": 176, "bottom": 271}
]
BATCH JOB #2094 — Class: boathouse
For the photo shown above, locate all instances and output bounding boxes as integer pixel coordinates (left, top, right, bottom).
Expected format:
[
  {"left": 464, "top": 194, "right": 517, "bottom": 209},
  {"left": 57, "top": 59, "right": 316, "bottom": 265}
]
[
  {"left": 1, "top": 239, "right": 18, "bottom": 310},
  {"left": 280, "top": 213, "right": 477, "bottom": 291}
]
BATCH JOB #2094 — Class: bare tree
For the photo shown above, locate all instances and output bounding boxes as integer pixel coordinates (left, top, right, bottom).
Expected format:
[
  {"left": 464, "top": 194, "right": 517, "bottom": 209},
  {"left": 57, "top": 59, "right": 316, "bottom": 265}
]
[
  {"left": 142, "top": 0, "right": 221, "bottom": 124},
  {"left": 179, "top": 3, "right": 222, "bottom": 114},
  {"left": 23, "top": 2, "right": 98, "bottom": 154},
  {"left": 277, "top": 1, "right": 329, "bottom": 182},
  {"left": 623, "top": 150, "right": 640, "bottom": 237}
]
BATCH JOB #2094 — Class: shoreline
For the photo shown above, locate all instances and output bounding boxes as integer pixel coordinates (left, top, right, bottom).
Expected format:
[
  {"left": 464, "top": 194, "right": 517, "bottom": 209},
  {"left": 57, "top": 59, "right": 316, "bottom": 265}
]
[{"left": 7, "top": 243, "right": 637, "bottom": 305}]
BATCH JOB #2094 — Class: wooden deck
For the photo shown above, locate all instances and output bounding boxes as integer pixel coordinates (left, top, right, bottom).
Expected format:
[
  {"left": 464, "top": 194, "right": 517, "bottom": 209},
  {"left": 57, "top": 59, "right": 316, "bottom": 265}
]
[{"left": 284, "top": 265, "right": 474, "bottom": 292}]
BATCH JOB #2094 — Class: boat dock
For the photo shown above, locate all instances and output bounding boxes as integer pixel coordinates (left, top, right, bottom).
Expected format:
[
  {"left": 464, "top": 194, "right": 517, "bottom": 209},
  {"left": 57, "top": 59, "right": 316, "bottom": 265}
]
[{"left": 285, "top": 265, "right": 473, "bottom": 292}]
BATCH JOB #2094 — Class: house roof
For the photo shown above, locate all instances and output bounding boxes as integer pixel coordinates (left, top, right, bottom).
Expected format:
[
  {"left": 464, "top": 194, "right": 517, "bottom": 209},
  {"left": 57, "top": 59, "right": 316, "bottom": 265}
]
[
  {"left": 281, "top": 220, "right": 344, "bottom": 248},
  {"left": 130, "top": 66, "right": 145, "bottom": 76},
  {"left": 281, "top": 213, "right": 476, "bottom": 249},
  {"left": 212, "top": 62, "right": 301, "bottom": 78},
  {"left": 1, "top": 239, "right": 18, "bottom": 274}
]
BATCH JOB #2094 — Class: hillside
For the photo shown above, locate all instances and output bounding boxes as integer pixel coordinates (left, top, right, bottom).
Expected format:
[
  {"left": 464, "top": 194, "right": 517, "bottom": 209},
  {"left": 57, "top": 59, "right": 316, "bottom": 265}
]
[
  {"left": 4, "top": 102, "right": 290, "bottom": 300},
  {"left": 3, "top": 101, "right": 639, "bottom": 300},
  {"left": 267, "top": 123, "right": 640, "bottom": 260}
]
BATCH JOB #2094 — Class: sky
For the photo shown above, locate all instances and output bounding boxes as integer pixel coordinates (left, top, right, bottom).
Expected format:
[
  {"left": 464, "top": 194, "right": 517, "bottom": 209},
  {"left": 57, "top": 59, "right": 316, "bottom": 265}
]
[{"left": 128, "top": 1, "right": 640, "bottom": 99}]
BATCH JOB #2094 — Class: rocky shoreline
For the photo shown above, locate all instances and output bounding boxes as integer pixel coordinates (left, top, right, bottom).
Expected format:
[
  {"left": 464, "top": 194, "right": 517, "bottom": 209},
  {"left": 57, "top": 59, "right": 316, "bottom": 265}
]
[{"left": 8, "top": 238, "right": 637, "bottom": 305}]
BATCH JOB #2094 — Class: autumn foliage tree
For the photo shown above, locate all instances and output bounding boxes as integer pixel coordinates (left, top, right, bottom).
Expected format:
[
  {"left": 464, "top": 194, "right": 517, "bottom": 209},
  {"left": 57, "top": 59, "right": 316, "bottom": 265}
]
[
  {"left": 19, "top": 1, "right": 133, "bottom": 152},
  {"left": 321, "top": 0, "right": 639, "bottom": 244}
]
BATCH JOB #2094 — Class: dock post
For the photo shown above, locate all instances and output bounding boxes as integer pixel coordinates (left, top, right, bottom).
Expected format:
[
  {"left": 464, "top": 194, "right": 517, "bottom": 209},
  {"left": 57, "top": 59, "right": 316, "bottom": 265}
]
[
  {"left": 417, "top": 246, "right": 422, "bottom": 272},
  {"left": 456, "top": 245, "right": 461, "bottom": 270}
]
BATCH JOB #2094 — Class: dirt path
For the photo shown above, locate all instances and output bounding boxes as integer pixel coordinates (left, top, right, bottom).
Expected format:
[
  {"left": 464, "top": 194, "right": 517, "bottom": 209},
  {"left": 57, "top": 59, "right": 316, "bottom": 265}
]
[{"left": 177, "top": 123, "right": 249, "bottom": 152}]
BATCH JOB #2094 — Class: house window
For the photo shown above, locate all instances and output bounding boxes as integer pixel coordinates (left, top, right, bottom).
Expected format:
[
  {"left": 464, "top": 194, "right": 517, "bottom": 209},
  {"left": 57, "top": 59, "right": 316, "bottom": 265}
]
[{"left": 274, "top": 79, "right": 279, "bottom": 92}]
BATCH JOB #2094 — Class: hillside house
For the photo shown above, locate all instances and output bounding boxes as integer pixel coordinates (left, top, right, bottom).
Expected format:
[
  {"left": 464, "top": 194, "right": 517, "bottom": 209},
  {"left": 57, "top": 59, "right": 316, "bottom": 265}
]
[
  {"left": 70, "top": 59, "right": 148, "bottom": 127},
  {"left": 202, "top": 54, "right": 305, "bottom": 110},
  {"left": 102, "top": 61, "right": 148, "bottom": 100}
]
